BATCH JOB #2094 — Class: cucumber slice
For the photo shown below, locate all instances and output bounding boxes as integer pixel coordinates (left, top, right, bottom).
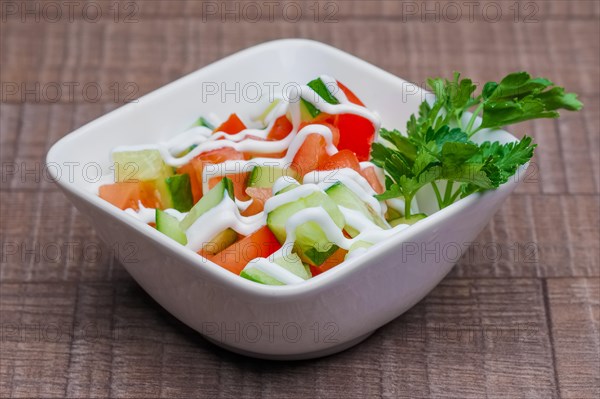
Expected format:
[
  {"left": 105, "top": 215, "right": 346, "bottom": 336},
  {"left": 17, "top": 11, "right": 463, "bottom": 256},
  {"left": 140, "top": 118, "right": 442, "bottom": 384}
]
[
  {"left": 165, "top": 174, "right": 193, "bottom": 212},
  {"left": 112, "top": 149, "right": 174, "bottom": 209},
  {"left": 325, "top": 182, "right": 388, "bottom": 237},
  {"left": 386, "top": 206, "right": 402, "bottom": 222},
  {"left": 267, "top": 190, "right": 345, "bottom": 266},
  {"left": 112, "top": 149, "right": 173, "bottom": 182},
  {"left": 266, "top": 199, "right": 307, "bottom": 240},
  {"left": 179, "top": 177, "right": 234, "bottom": 230},
  {"left": 240, "top": 268, "right": 284, "bottom": 285},
  {"left": 345, "top": 240, "right": 373, "bottom": 260},
  {"left": 274, "top": 253, "right": 311, "bottom": 280},
  {"left": 248, "top": 166, "right": 298, "bottom": 188},
  {"left": 156, "top": 210, "right": 187, "bottom": 245},
  {"left": 192, "top": 116, "right": 215, "bottom": 130},
  {"left": 301, "top": 77, "right": 339, "bottom": 119},
  {"left": 201, "top": 228, "right": 238, "bottom": 255},
  {"left": 256, "top": 99, "right": 280, "bottom": 124},
  {"left": 308, "top": 77, "right": 340, "bottom": 104},
  {"left": 274, "top": 180, "right": 300, "bottom": 195},
  {"left": 300, "top": 99, "right": 320, "bottom": 120},
  {"left": 240, "top": 253, "right": 310, "bottom": 286},
  {"left": 389, "top": 213, "right": 427, "bottom": 226}
]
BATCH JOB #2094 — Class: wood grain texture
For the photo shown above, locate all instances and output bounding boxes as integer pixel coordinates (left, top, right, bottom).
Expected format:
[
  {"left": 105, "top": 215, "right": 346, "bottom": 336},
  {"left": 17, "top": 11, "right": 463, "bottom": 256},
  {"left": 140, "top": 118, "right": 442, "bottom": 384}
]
[
  {"left": 0, "top": 279, "right": 559, "bottom": 399},
  {"left": 1, "top": 1, "right": 599, "bottom": 397},
  {"left": 546, "top": 278, "right": 600, "bottom": 399}
]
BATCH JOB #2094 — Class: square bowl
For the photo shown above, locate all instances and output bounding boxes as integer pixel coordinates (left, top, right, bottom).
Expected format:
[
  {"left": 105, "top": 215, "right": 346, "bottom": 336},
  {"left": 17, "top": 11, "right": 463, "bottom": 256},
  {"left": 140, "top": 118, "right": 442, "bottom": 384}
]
[{"left": 46, "top": 39, "right": 526, "bottom": 359}]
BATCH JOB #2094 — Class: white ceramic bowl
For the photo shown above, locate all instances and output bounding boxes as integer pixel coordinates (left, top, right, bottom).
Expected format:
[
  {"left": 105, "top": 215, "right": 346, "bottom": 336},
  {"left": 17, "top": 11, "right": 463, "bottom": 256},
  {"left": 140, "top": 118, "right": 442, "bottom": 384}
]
[{"left": 46, "top": 39, "right": 526, "bottom": 360}]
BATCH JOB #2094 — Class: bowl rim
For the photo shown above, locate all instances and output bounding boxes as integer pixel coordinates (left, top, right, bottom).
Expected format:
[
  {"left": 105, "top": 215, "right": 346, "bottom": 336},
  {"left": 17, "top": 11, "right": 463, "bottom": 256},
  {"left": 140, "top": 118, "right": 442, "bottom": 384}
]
[{"left": 46, "top": 38, "right": 526, "bottom": 298}]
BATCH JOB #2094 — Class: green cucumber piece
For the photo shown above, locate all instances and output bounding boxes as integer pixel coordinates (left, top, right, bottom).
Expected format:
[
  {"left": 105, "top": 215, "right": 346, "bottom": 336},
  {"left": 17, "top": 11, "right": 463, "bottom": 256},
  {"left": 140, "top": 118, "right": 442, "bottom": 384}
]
[
  {"left": 301, "top": 77, "right": 339, "bottom": 119},
  {"left": 112, "top": 149, "right": 173, "bottom": 182},
  {"left": 266, "top": 198, "right": 307, "bottom": 240},
  {"left": 256, "top": 99, "right": 280, "bottom": 124},
  {"left": 389, "top": 213, "right": 427, "bottom": 226},
  {"left": 325, "top": 182, "right": 388, "bottom": 237},
  {"left": 308, "top": 77, "right": 340, "bottom": 104},
  {"left": 345, "top": 240, "right": 373, "bottom": 260},
  {"left": 184, "top": 117, "right": 215, "bottom": 153},
  {"left": 179, "top": 177, "right": 234, "bottom": 230},
  {"left": 275, "top": 253, "right": 311, "bottom": 280},
  {"left": 240, "top": 268, "right": 284, "bottom": 285},
  {"left": 247, "top": 166, "right": 298, "bottom": 188},
  {"left": 165, "top": 174, "right": 194, "bottom": 212},
  {"left": 201, "top": 228, "right": 238, "bottom": 255},
  {"left": 266, "top": 190, "right": 345, "bottom": 266},
  {"left": 275, "top": 181, "right": 300, "bottom": 195},
  {"left": 156, "top": 210, "right": 187, "bottom": 245},
  {"left": 300, "top": 99, "right": 320, "bottom": 120},
  {"left": 386, "top": 206, "right": 402, "bottom": 222},
  {"left": 112, "top": 149, "right": 174, "bottom": 208},
  {"left": 192, "top": 116, "right": 215, "bottom": 130},
  {"left": 240, "top": 253, "right": 310, "bottom": 286},
  {"left": 299, "top": 100, "right": 316, "bottom": 122}
]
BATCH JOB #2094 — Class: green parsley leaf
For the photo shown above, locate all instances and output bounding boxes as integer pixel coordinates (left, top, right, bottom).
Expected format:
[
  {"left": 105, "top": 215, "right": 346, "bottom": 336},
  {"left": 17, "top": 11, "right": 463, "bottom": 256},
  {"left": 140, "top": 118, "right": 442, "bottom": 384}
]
[
  {"left": 371, "top": 71, "right": 581, "bottom": 219},
  {"left": 480, "top": 72, "right": 583, "bottom": 130}
]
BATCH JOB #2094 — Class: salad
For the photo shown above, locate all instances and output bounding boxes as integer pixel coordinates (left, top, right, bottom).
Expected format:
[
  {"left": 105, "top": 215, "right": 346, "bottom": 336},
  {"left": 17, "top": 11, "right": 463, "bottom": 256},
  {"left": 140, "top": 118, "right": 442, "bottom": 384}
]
[{"left": 99, "top": 73, "right": 581, "bottom": 285}]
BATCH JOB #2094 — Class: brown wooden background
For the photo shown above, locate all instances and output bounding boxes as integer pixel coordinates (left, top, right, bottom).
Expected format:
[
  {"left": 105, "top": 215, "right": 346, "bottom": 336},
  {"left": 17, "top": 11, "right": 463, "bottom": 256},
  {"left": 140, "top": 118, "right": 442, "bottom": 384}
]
[{"left": 1, "top": 1, "right": 598, "bottom": 397}]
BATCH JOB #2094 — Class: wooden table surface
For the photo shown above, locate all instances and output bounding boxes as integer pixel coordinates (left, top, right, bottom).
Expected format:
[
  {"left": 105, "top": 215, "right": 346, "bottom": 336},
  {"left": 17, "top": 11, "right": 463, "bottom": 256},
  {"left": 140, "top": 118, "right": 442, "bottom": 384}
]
[{"left": 1, "top": 1, "right": 599, "bottom": 397}]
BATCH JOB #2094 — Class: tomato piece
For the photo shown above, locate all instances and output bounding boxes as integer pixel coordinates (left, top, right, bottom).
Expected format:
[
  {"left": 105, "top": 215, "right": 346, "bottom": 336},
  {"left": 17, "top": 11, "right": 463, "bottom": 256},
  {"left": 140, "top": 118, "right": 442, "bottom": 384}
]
[
  {"left": 209, "top": 172, "right": 250, "bottom": 201},
  {"left": 335, "top": 113, "right": 375, "bottom": 162},
  {"left": 198, "top": 147, "right": 246, "bottom": 164},
  {"left": 207, "top": 226, "right": 281, "bottom": 275},
  {"left": 267, "top": 115, "right": 293, "bottom": 141},
  {"left": 332, "top": 81, "right": 375, "bottom": 162},
  {"left": 337, "top": 81, "right": 365, "bottom": 106},
  {"left": 309, "top": 265, "right": 323, "bottom": 277},
  {"left": 214, "top": 113, "right": 246, "bottom": 134},
  {"left": 177, "top": 148, "right": 247, "bottom": 203},
  {"left": 242, "top": 187, "right": 272, "bottom": 216},
  {"left": 198, "top": 147, "right": 248, "bottom": 199},
  {"left": 317, "top": 248, "right": 348, "bottom": 273},
  {"left": 176, "top": 158, "right": 203, "bottom": 204},
  {"left": 291, "top": 133, "right": 329, "bottom": 176},
  {"left": 298, "top": 121, "right": 340, "bottom": 147},
  {"left": 99, "top": 182, "right": 160, "bottom": 210},
  {"left": 312, "top": 112, "right": 337, "bottom": 125},
  {"left": 319, "top": 149, "right": 361, "bottom": 172},
  {"left": 360, "top": 166, "right": 384, "bottom": 194}
]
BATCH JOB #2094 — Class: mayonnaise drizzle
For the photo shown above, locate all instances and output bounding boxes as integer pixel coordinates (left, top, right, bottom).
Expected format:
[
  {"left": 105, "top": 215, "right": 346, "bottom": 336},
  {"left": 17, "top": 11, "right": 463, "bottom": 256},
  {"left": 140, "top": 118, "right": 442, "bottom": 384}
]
[
  {"left": 124, "top": 202, "right": 186, "bottom": 224},
  {"left": 112, "top": 75, "right": 380, "bottom": 169},
  {"left": 245, "top": 206, "right": 410, "bottom": 284},
  {"left": 199, "top": 123, "right": 339, "bottom": 195},
  {"left": 185, "top": 193, "right": 265, "bottom": 251},
  {"left": 108, "top": 75, "right": 418, "bottom": 284},
  {"left": 302, "top": 168, "right": 387, "bottom": 216}
]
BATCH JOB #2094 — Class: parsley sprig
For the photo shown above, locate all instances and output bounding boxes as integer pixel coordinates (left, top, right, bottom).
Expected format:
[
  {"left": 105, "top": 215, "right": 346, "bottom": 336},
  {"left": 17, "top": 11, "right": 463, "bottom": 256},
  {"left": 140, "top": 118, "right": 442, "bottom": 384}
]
[{"left": 372, "top": 72, "right": 582, "bottom": 221}]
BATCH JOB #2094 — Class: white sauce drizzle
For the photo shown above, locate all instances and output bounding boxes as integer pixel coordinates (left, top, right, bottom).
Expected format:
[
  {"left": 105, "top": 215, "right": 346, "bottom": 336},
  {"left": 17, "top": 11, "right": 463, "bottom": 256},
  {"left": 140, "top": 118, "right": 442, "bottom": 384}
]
[
  {"left": 246, "top": 258, "right": 306, "bottom": 285},
  {"left": 184, "top": 193, "right": 265, "bottom": 251},
  {"left": 246, "top": 207, "right": 410, "bottom": 283},
  {"left": 107, "top": 75, "right": 418, "bottom": 284},
  {"left": 124, "top": 202, "right": 186, "bottom": 224},
  {"left": 302, "top": 168, "right": 387, "bottom": 216}
]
